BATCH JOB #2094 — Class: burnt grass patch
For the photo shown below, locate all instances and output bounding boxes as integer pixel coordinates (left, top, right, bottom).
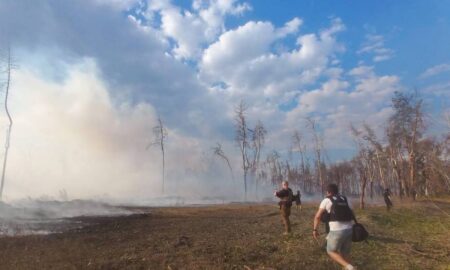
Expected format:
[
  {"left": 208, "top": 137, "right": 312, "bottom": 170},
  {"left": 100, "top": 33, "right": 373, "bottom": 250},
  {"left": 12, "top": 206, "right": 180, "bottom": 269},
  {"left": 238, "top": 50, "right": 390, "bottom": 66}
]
[{"left": 0, "top": 201, "right": 449, "bottom": 269}]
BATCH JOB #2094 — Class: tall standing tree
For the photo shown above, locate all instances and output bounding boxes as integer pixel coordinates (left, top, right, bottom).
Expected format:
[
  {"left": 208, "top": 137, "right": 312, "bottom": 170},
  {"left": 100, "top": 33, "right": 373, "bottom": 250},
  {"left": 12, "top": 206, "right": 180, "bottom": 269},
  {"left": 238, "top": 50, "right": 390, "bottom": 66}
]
[
  {"left": 387, "top": 91, "right": 424, "bottom": 198},
  {"left": 0, "top": 47, "right": 13, "bottom": 201},
  {"left": 147, "top": 117, "right": 168, "bottom": 194},
  {"left": 250, "top": 120, "right": 267, "bottom": 197},
  {"left": 306, "top": 117, "right": 325, "bottom": 194},
  {"left": 350, "top": 124, "right": 368, "bottom": 209},
  {"left": 362, "top": 124, "right": 387, "bottom": 190},
  {"left": 234, "top": 101, "right": 251, "bottom": 200},
  {"left": 265, "top": 150, "right": 283, "bottom": 187},
  {"left": 291, "top": 130, "right": 307, "bottom": 191}
]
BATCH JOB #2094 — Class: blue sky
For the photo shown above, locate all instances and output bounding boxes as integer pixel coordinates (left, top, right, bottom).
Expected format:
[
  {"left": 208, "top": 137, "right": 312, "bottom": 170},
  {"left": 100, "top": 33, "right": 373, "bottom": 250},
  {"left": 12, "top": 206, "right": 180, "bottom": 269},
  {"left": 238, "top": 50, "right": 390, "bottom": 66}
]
[
  {"left": 0, "top": 0, "right": 449, "bottom": 198},
  {"left": 247, "top": 0, "right": 450, "bottom": 134},
  {"left": 130, "top": 0, "right": 450, "bottom": 119},
  {"left": 225, "top": 0, "right": 450, "bottom": 88},
  {"left": 1, "top": 0, "right": 449, "bottom": 150}
]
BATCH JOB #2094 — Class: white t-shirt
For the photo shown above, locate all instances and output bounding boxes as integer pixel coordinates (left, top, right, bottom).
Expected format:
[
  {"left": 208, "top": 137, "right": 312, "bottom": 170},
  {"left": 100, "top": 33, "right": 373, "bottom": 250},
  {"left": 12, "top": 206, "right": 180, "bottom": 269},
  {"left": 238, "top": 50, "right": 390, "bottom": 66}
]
[{"left": 319, "top": 196, "right": 353, "bottom": 231}]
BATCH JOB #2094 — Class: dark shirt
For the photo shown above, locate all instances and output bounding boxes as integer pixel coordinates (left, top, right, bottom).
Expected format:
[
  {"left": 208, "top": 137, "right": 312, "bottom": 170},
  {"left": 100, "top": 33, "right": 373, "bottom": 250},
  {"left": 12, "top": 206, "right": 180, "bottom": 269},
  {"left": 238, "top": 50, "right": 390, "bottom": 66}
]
[{"left": 276, "top": 188, "right": 293, "bottom": 199}]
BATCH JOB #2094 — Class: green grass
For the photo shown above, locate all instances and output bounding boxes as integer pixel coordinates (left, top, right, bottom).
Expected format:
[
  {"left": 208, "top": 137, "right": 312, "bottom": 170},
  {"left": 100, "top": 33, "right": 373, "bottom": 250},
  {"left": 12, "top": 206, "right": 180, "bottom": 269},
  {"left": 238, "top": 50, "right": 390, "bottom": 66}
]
[{"left": 349, "top": 200, "right": 450, "bottom": 270}]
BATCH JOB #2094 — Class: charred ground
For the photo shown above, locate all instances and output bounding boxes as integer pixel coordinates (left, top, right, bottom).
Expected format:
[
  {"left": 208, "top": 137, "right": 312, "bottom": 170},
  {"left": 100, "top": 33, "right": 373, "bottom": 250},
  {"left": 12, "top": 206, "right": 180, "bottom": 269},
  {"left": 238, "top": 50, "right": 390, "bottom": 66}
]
[{"left": 0, "top": 200, "right": 449, "bottom": 270}]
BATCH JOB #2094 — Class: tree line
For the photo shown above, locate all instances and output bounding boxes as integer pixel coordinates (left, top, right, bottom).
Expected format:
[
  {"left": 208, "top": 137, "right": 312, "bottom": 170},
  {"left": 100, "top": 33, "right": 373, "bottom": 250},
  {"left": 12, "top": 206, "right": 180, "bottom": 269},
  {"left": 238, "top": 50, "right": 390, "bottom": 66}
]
[{"left": 216, "top": 92, "right": 449, "bottom": 206}]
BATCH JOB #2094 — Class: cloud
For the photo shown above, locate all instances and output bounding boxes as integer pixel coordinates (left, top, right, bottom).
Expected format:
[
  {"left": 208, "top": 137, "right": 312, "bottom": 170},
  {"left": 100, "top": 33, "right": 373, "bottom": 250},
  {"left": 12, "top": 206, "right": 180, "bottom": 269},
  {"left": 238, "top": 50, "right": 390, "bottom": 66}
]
[
  {"left": 0, "top": 0, "right": 430, "bottom": 201},
  {"left": 0, "top": 0, "right": 229, "bottom": 138},
  {"left": 420, "top": 63, "right": 450, "bottom": 79},
  {"left": 285, "top": 65, "right": 401, "bottom": 148},
  {"left": 93, "top": 0, "right": 140, "bottom": 9},
  {"left": 423, "top": 81, "right": 450, "bottom": 97},
  {"left": 146, "top": 0, "right": 251, "bottom": 59},
  {"left": 276, "top": 17, "right": 303, "bottom": 37},
  {"left": 358, "top": 34, "right": 394, "bottom": 62},
  {"left": 200, "top": 18, "right": 345, "bottom": 103}
]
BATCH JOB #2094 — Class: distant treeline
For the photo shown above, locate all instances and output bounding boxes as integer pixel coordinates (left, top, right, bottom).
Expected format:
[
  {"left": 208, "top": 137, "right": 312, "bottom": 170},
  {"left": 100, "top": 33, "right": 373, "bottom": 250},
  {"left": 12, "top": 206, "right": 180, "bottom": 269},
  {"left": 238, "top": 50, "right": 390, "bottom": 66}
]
[{"left": 226, "top": 91, "right": 449, "bottom": 206}]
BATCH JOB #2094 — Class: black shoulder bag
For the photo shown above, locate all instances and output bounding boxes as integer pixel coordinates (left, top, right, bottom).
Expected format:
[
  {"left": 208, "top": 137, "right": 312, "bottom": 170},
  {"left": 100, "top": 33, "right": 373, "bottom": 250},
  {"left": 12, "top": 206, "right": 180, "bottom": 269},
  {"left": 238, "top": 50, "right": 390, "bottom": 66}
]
[{"left": 352, "top": 214, "right": 369, "bottom": 242}]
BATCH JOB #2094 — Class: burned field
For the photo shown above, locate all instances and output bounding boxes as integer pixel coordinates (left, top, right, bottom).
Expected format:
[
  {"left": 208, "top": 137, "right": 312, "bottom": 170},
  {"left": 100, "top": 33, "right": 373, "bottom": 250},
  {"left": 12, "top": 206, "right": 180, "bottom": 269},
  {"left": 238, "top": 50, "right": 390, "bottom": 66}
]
[{"left": 0, "top": 201, "right": 449, "bottom": 270}]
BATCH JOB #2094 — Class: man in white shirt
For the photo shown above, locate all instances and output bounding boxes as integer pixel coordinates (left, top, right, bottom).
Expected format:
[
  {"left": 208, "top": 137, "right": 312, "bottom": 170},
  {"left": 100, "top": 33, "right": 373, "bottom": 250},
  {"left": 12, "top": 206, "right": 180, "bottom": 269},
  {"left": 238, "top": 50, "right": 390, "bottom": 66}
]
[{"left": 313, "top": 184, "right": 356, "bottom": 270}]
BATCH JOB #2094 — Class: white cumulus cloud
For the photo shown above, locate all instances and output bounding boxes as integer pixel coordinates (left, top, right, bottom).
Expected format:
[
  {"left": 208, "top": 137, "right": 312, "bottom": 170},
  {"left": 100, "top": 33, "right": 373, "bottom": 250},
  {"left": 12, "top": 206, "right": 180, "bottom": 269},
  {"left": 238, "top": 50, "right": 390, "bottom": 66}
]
[
  {"left": 358, "top": 34, "right": 394, "bottom": 62},
  {"left": 420, "top": 63, "right": 450, "bottom": 79},
  {"left": 200, "top": 18, "right": 345, "bottom": 103},
  {"left": 285, "top": 65, "right": 401, "bottom": 148},
  {"left": 148, "top": 0, "right": 251, "bottom": 59}
]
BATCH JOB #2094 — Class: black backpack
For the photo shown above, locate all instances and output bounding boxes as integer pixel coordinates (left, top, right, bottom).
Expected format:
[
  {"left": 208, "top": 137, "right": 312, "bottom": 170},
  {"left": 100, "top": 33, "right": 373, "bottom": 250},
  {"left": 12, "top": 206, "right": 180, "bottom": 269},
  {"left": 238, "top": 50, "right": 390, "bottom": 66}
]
[
  {"left": 328, "top": 195, "right": 353, "bottom": 222},
  {"left": 320, "top": 195, "right": 369, "bottom": 242}
]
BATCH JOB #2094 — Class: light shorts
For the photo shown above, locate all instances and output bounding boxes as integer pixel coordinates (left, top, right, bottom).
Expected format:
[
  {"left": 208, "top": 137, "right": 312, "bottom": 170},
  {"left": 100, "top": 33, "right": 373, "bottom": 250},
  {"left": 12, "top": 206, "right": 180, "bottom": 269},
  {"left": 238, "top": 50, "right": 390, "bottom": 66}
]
[{"left": 326, "top": 228, "right": 352, "bottom": 255}]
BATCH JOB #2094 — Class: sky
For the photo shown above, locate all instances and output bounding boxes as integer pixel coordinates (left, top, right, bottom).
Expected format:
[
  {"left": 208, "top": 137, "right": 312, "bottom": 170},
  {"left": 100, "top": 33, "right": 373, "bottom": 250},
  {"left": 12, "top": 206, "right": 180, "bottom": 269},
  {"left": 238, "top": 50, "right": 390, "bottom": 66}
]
[{"left": 0, "top": 0, "right": 449, "bottom": 201}]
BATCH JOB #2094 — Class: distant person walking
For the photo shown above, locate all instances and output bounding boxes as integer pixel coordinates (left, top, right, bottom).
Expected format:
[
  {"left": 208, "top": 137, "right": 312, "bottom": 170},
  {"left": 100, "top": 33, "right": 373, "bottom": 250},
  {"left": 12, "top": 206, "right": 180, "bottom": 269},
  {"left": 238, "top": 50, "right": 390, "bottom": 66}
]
[
  {"left": 274, "top": 181, "right": 294, "bottom": 235},
  {"left": 383, "top": 188, "right": 393, "bottom": 211},
  {"left": 295, "top": 190, "right": 302, "bottom": 210},
  {"left": 313, "top": 184, "right": 357, "bottom": 270}
]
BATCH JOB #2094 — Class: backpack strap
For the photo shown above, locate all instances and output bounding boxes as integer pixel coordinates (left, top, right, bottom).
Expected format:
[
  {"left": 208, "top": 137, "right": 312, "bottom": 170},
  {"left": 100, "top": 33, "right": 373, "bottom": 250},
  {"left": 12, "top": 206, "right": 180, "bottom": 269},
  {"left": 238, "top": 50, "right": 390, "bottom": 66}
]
[
  {"left": 340, "top": 195, "right": 358, "bottom": 223},
  {"left": 341, "top": 196, "right": 359, "bottom": 223}
]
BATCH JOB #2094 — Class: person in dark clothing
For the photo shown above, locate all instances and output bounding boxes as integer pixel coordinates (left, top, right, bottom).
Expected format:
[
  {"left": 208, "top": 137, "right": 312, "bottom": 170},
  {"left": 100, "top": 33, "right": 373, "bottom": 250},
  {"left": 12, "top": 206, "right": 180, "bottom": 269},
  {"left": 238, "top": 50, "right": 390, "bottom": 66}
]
[
  {"left": 274, "top": 181, "right": 294, "bottom": 234},
  {"left": 295, "top": 190, "right": 302, "bottom": 210},
  {"left": 383, "top": 188, "right": 393, "bottom": 211},
  {"left": 411, "top": 189, "right": 417, "bottom": 201}
]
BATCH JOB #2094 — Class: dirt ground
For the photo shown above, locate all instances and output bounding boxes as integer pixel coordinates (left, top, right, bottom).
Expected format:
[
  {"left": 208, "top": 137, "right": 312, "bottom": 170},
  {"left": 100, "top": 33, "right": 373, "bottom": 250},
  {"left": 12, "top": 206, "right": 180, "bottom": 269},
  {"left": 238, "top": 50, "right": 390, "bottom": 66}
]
[{"left": 0, "top": 200, "right": 449, "bottom": 270}]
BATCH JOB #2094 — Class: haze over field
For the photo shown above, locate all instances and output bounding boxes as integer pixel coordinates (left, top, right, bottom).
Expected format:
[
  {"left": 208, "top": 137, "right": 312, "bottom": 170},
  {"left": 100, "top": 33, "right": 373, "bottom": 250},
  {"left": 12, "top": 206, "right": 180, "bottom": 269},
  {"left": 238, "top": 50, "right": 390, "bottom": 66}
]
[{"left": 0, "top": 0, "right": 449, "bottom": 202}]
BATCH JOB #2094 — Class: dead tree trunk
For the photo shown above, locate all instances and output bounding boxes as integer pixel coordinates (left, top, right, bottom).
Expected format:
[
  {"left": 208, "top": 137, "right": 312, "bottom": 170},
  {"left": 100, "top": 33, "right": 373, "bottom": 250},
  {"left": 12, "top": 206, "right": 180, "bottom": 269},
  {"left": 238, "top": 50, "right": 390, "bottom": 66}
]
[
  {"left": 147, "top": 117, "right": 168, "bottom": 194},
  {"left": 234, "top": 101, "right": 251, "bottom": 200},
  {"left": 250, "top": 121, "right": 266, "bottom": 199},
  {"left": 307, "top": 118, "right": 324, "bottom": 194},
  {"left": 0, "top": 48, "right": 13, "bottom": 201},
  {"left": 359, "top": 169, "right": 367, "bottom": 209}
]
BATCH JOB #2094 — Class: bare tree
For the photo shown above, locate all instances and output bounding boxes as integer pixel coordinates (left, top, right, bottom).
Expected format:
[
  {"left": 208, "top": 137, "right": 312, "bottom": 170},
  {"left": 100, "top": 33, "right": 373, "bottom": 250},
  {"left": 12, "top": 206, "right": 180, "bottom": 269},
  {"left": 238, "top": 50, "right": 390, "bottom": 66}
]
[
  {"left": 306, "top": 117, "right": 325, "bottom": 194},
  {"left": 304, "top": 91, "right": 449, "bottom": 200},
  {"left": 388, "top": 91, "right": 424, "bottom": 198},
  {"left": 291, "top": 130, "right": 307, "bottom": 191},
  {"left": 234, "top": 101, "right": 251, "bottom": 199},
  {"left": 266, "top": 150, "right": 283, "bottom": 187},
  {"left": 250, "top": 120, "right": 267, "bottom": 198},
  {"left": 362, "top": 124, "right": 387, "bottom": 190},
  {"left": 0, "top": 47, "right": 13, "bottom": 201},
  {"left": 350, "top": 124, "right": 366, "bottom": 208},
  {"left": 147, "top": 117, "right": 168, "bottom": 194},
  {"left": 212, "top": 142, "right": 234, "bottom": 182}
]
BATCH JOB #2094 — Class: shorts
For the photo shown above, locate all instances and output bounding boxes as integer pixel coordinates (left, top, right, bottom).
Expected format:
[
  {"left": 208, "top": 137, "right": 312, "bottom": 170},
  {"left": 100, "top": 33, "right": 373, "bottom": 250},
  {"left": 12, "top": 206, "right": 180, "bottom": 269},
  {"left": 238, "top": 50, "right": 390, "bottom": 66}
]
[{"left": 326, "top": 228, "right": 352, "bottom": 255}]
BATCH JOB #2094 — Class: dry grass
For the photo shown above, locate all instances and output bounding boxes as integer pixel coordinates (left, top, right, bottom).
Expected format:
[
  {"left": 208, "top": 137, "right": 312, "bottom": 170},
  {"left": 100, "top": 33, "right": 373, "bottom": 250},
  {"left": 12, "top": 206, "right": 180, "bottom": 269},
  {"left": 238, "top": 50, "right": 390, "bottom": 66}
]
[{"left": 0, "top": 200, "right": 449, "bottom": 270}]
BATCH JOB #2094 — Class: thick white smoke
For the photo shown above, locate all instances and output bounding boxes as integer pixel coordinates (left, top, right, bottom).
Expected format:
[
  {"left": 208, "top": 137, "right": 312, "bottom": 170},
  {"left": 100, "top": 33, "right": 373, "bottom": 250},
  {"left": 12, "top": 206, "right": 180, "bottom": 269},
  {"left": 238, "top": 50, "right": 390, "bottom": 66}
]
[{"left": 0, "top": 59, "right": 238, "bottom": 203}]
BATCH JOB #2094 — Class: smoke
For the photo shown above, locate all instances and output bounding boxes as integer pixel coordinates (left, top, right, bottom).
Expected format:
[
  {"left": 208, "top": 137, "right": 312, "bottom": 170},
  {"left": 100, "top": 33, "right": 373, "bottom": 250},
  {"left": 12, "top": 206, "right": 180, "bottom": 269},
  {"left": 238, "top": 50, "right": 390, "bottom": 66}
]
[
  {"left": 0, "top": 59, "right": 239, "bottom": 202},
  {"left": 0, "top": 199, "right": 137, "bottom": 236}
]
